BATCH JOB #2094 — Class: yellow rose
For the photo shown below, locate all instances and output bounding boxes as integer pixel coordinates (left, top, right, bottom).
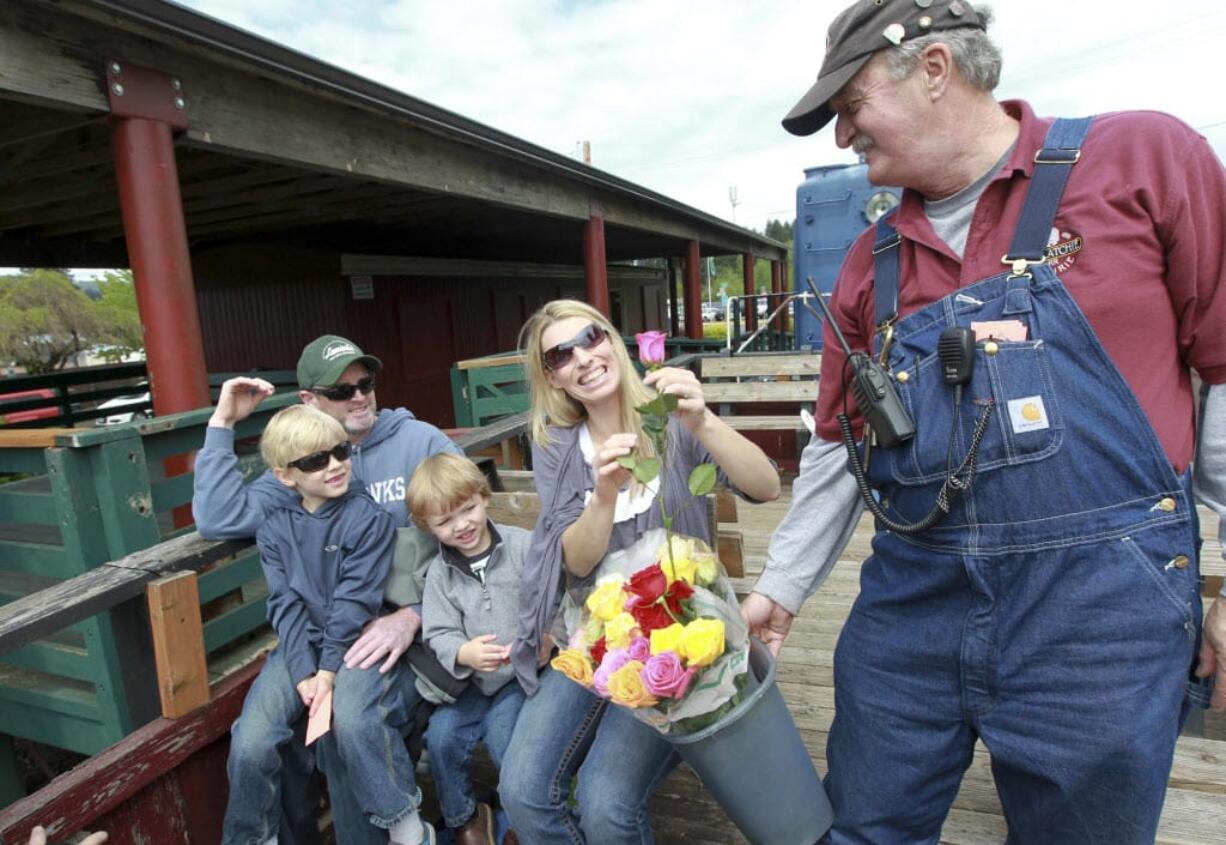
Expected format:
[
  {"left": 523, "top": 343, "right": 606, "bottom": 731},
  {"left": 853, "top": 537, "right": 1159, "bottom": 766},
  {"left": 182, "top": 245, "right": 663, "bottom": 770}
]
[
  {"left": 606, "top": 660, "right": 658, "bottom": 708},
  {"left": 551, "top": 649, "right": 594, "bottom": 687},
  {"left": 694, "top": 552, "right": 720, "bottom": 587},
  {"left": 677, "top": 618, "right": 726, "bottom": 668},
  {"left": 650, "top": 622, "right": 686, "bottom": 655},
  {"left": 660, "top": 552, "right": 698, "bottom": 586},
  {"left": 585, "top": 575, "right": 627, "bottom": 622},
  {"left": 604, "top": 612, "right": 638, "bottom": 650}
]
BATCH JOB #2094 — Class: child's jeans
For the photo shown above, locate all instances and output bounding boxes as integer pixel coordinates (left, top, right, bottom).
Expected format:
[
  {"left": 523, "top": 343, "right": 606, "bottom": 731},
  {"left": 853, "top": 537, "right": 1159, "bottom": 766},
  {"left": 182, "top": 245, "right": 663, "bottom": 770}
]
[
  {"left": 425, "top": 682, "right": 525, "bottom": 829},
  {"left": 221, "top": 648, "right": 420, "bottom": 845}
]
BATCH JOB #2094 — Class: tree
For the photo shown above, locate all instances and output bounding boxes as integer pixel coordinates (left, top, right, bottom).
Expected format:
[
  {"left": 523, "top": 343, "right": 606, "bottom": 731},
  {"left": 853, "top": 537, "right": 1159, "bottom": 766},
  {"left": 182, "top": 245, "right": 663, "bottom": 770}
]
[
  {"left": 93, "top": 270, "right": 143, "bottom": 362},
  {"left": 0, "top": 269, "right": 144, "bottom": 373}
]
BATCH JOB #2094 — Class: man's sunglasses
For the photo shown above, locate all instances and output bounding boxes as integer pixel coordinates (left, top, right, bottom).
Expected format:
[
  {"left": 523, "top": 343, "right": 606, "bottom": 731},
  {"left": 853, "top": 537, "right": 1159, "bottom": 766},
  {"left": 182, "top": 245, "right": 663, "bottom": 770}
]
[
  {"left": 310, "top": 375, "right": 376, "bottom": 402},
  {"left": 288, "top": 441, "right": 353, "bottom": 473},
  {"left": 542, "top": 323, "right": 608, "bottom": 371}
]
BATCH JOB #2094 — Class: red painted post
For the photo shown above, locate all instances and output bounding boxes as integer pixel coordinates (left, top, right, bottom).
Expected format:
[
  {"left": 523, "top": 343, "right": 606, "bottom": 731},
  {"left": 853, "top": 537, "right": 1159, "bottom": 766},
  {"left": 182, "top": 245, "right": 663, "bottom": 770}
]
[
  {"left": 108, "top": 62, "right": 209, "bottom": 527},
  {"left": 111, "top": 118, "right": 209, "bottom": 416},
  {"left": 583, "top": 212, "right": 610, "bottom": 317},
  {"left": 743, "top": 253, "right": 757, "bottom": 334},
  {"left": 684, "top": 241, "right": 703, "bottom": 340}
]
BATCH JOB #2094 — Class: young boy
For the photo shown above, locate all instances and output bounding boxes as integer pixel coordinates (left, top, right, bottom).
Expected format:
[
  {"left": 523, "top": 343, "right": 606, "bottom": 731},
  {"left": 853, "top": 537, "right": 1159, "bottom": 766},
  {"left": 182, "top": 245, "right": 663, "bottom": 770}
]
[
  {"left": 222, "top": 404, "right": 434, "bottom": 845},
  {"left": 410, "top": 454, "right": 530, "bottom": 845}
]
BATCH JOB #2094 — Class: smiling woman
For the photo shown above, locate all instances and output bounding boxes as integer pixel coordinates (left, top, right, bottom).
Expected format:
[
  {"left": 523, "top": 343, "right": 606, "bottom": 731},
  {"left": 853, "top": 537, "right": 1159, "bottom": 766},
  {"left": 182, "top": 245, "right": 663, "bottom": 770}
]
[{"left": 501, "top": 298, "right": 779, "bottom": 843}]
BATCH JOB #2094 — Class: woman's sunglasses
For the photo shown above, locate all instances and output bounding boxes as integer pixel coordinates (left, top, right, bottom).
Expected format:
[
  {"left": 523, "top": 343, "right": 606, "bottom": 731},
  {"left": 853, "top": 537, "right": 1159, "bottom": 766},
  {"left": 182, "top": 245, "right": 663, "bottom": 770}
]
[
  {"left": 542, "top": 323, "right": 608, "bottom": 371},
  {"left": 288, "top": 441, "right": 353, "bottom": 473},
  {"left": 310, "top": 375, "right": 376, "bottom": 402}
]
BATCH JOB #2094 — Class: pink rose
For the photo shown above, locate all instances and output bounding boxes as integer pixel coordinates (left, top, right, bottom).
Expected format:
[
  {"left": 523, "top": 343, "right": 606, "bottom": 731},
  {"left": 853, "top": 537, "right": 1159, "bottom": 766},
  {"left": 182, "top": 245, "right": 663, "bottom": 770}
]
[
  {"left": 634, "top": 331, "right": 667, "bottom": 367},
  {"left": 640, "top": 652, "right": 696, "bottom": 700},
  {"left": 593, "top": 648, "right": 631, "bottom": 698},
  {"left": 628, "top": 636, "right": 651, "bottom": 663}
]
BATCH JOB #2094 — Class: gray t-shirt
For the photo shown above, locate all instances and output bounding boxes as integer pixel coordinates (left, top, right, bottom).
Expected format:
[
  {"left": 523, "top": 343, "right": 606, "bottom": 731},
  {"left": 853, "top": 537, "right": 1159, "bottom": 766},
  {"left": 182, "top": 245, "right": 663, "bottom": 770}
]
[{"left": 925, "top": 145, "right": 1015, "bottom": 257}]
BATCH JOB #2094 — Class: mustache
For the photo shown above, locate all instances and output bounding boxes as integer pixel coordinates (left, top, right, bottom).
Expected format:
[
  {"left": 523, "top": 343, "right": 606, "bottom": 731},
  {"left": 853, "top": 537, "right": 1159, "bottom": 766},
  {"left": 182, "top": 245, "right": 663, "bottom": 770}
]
[{"left": 852, "top": 135, "right": 875, "bottom": 156}]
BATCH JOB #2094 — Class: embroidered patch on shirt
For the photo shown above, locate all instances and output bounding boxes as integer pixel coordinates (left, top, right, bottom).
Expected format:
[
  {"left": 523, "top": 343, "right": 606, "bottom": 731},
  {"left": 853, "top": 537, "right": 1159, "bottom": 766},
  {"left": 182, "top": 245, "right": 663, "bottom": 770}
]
[
  {"left": 1007, "top": 396, "right": 1050, "bottom": 433},
  {"left": 1045, "top": 227, "right": 1083, "bottom": 274}
]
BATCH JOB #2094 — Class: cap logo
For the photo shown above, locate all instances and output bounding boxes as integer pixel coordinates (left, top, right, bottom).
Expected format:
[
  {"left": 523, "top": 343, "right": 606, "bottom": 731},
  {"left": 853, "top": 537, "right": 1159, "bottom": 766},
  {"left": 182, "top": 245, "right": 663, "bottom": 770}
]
[
  {"left": 322, "top": 341, "right": 358, "bottom": 361},
  {"left": 883, "top": 22, "right": 906, "bottom": 45}
]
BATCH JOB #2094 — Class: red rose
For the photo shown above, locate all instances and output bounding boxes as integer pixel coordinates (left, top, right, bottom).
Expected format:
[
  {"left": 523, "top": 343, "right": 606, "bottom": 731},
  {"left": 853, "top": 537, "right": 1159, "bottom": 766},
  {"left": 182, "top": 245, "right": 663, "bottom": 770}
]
[
  {"left": 664, "top": 579, "right": 694, "bottom": 616},
  {"left": 630, "top": 600, "right": 673, "bottom": 633},
  {"left": 590, "top": 636, "right": 607, "bottom": 667},
  {"left": 627, "top": 563, "right": 667, "bottom": 605}
]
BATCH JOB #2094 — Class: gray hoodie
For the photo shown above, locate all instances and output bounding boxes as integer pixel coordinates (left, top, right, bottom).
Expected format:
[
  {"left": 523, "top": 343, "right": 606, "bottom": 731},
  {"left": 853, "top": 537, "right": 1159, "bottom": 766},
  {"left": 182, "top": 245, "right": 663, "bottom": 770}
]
[
  {"left": 422, "top": 521, "right": 530, "bottom": 696},
  {"left": 192, "top": 406, "right": 462, "bottom": 605}
]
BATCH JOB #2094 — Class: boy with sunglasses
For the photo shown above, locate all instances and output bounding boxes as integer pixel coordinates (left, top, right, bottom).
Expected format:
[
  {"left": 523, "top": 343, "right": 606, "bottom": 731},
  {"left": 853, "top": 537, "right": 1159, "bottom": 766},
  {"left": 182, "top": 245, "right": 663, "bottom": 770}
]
[{"left": 223, "top": 404, "right": 433, "bottom": 845}]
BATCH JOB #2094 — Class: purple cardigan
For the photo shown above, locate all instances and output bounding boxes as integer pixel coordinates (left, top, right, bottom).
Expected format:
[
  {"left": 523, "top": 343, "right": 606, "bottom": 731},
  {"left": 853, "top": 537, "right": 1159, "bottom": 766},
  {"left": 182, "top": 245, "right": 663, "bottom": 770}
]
[{"left": 511, "top": 418, "right": 726, "bottom": 693}]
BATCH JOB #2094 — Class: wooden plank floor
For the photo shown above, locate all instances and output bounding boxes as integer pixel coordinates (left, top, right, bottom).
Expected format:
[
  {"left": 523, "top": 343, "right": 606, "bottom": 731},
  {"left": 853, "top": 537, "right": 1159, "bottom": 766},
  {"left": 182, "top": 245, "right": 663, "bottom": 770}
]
[{"left": 648, "top": 487, "right": 1226, "bottom": 845}]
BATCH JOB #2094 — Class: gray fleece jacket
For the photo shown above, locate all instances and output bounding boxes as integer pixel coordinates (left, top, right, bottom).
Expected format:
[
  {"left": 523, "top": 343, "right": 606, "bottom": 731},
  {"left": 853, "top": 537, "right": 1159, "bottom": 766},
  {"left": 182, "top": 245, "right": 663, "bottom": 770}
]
[{"left": 422, "top": 521, "right": 530, "bottom": 696}]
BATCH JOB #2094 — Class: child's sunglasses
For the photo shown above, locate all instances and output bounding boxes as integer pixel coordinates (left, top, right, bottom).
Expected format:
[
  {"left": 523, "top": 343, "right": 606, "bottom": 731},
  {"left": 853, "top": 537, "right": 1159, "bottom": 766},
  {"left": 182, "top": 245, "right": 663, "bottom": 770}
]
[
  {"left": 309, "top": 375, "right": 376, "bottom": 402},
  {"left": 542, "top": 323, "right": 608, "bottom": 371},
  {"left": 288, "top": 441, "right": 353, "bottom": 473}
]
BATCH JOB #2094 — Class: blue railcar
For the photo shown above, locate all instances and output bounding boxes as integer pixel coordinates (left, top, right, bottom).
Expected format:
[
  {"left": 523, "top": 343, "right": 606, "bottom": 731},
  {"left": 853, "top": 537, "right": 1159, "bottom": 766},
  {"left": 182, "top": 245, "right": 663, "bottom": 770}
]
[{"left": 793, "top": 163, "right": 900, "bottom": 349}]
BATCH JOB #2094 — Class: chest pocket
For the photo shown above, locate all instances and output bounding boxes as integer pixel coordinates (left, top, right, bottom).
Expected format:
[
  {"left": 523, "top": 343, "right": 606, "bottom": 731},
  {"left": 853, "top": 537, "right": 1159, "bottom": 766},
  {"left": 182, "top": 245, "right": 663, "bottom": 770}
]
[{"left": 886, "top": 338, "right": 1064, "bottom": 485}]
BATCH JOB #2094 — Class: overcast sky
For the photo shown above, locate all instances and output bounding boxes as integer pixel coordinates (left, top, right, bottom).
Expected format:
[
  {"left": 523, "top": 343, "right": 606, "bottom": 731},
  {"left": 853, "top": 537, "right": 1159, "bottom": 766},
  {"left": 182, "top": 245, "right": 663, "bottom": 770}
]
[{"left": 159, "top": 0, "right": 1226, "bottom": 236}]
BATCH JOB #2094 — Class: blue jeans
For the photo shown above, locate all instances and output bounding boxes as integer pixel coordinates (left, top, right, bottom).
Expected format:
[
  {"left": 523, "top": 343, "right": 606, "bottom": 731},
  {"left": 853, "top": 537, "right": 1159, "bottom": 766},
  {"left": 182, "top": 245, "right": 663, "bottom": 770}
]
[
  {"left": 222, "top": 650, "right": 421, "bottom": 844},
  {"left": 426, "top": 682, "right": 525, "bottom": 829},
  {"left": 498, "top": 668, "right": 678, "bottom": 845}
]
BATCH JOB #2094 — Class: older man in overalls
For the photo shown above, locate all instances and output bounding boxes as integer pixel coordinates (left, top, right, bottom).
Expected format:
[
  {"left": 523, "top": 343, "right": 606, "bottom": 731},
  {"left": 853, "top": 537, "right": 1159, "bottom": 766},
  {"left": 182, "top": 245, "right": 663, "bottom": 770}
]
[{"left": 743, "top": 1, "right": 1226, "bottom": 842}]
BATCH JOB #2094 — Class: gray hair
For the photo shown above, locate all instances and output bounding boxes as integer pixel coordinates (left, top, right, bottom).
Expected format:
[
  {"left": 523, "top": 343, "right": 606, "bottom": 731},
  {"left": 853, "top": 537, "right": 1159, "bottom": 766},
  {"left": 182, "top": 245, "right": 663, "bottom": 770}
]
[{"left": 884, "top": 5, "right": 1002, "bottom": 92}]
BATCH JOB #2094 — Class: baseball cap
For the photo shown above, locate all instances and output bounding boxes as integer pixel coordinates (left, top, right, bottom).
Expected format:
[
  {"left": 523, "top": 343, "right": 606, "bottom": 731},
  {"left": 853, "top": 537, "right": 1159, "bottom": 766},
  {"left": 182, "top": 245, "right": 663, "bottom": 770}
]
[
  {"left": 782, "top": 0, "right": 987, "bottom": 136},
  {"left": 296, "top": 335, "right": 383, "bottom": 389}
]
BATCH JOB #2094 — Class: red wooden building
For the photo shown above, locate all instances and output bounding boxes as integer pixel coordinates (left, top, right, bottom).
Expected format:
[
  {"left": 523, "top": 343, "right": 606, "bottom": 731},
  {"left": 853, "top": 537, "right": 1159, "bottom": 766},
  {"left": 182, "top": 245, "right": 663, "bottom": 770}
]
[{"left": 0, "top": 0, "right": 788, "bottom": 427}]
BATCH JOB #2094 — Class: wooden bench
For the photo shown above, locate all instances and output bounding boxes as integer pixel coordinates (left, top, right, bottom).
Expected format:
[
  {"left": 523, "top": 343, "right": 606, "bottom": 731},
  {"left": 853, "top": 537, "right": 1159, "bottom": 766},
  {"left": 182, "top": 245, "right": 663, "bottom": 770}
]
[{"left": 697, "top": 352, "right": 820, "bottom": 433}]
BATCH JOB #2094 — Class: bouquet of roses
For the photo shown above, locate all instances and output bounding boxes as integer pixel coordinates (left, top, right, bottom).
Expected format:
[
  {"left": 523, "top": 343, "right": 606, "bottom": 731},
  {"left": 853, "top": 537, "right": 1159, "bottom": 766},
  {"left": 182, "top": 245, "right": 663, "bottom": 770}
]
[
  {"left": 551, "top": 529, "right": 750, "bottom": 734},
  {"left": 549, "top": 331, "right": 751, "bottom": 735}
]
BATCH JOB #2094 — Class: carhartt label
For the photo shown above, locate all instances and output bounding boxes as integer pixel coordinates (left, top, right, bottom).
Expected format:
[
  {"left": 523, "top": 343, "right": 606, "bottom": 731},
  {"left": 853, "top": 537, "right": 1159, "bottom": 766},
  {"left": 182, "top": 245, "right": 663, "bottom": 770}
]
[{"left": 1008, "top": 396, "right": 1049, "bottom": 433}]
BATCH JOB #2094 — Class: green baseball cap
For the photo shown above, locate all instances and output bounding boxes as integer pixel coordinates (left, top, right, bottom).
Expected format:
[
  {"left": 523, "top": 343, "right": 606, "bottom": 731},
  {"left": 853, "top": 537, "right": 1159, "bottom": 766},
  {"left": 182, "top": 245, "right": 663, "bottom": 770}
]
[
  {"left": 782, "top": 0, "right": 987, "bottom": 136},
  {"left": 296, "top": 335, "right": 382, "bottom": 389}
]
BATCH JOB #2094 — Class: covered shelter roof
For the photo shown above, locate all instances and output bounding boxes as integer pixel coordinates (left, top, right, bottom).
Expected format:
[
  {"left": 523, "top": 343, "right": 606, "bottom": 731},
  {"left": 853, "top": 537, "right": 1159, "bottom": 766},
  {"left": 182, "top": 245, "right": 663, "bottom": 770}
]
[{"left": 0, "top": 0, "right": 787, "bottom": 269}]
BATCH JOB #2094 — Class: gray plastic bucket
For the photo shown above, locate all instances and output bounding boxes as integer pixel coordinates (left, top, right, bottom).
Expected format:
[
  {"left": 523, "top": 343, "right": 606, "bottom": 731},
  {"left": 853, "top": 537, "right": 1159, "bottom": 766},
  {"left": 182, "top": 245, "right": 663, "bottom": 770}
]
[{"left": 670, "top": 639, "right": 832, "bottom": 845}]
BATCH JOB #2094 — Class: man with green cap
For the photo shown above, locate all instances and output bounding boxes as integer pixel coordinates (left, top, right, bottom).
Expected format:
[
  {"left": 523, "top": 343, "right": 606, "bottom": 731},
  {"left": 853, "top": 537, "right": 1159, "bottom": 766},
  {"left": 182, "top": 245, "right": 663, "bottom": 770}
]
[
  {"left": 744, "top": 0, "right": 1226, "bottom": 842},
  {"left": 195, "top": 334, "right": 461, "bottom": 845}
]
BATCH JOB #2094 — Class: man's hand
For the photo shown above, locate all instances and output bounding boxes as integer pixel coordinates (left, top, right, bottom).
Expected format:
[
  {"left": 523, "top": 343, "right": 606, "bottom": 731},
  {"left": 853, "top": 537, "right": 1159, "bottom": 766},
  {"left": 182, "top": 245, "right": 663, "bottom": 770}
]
[
  {"left": 1196, "top": 595, "right": 1226, "bottom": 710},
  {"left": 208, "top": 377, "right": 276, "bottom": 430},
  {"left": 29, "top": 827, "right": 108, "bottom": 845},
  {"left": 344, "top": 606, "right": 420, "bottom": 673},
  {"left": 741, "top": 592, "right": 795, "bottom": 657},
  {"left": 459, "top": 634, "right": 511, "bottom": 672}
]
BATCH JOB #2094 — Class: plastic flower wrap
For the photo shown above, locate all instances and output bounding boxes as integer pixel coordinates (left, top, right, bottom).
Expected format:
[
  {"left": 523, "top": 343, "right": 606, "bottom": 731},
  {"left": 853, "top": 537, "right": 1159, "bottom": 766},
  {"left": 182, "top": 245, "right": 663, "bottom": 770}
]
[{"left": 552, "top": 528, "right": 750, "bottom": 735}]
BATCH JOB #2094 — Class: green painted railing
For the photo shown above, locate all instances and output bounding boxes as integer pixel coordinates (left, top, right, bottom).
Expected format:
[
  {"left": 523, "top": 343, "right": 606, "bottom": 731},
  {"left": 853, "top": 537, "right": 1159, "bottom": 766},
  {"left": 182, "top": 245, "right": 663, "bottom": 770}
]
[{"left": 0, "top": 392, "right": 298, "bottom": 794}]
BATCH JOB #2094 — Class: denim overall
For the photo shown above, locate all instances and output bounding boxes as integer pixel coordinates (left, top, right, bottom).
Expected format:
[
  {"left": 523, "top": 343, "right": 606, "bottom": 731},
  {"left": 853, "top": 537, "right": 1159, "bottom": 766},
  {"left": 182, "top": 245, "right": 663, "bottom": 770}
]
[{"left": 823, "top": 119, "right": 1207, "bottom": 844}]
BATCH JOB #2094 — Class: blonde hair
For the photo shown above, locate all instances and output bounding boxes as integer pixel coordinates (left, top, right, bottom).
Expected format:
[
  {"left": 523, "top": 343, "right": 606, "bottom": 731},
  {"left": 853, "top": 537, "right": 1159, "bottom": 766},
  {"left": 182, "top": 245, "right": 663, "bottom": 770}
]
[
  {"left": 407, "top": 453, "right": 492, "bottom": 530},
  {"left": 520, "top": 299, "right": 654, "bottom": 450},
  {"left": 260, "top": 404, "right": 348, "bottom": 469}
]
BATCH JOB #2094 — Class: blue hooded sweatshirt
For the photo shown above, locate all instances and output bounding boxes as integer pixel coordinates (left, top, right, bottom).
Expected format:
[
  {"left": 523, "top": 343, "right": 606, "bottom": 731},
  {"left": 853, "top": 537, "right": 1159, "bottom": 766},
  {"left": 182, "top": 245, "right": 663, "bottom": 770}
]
[
  {"left": 193, "top": 406, "right": 461, "bottom": 538},
  {"left": 258, "top": 487, "right": 395, "bottom": 683}
]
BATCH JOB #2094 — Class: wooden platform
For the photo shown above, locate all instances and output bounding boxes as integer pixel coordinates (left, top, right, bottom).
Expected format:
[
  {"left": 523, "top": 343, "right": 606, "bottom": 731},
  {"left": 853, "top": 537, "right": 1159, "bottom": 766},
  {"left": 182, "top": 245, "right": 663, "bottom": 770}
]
[{"left": 646, "top": 488, "right": 1226, "bottom": 845}]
